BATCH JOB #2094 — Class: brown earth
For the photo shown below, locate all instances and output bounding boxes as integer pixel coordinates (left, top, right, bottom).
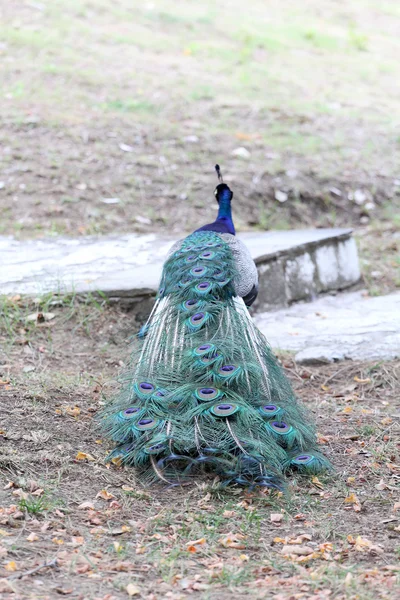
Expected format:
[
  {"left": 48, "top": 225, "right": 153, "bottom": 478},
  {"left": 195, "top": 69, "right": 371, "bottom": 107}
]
[{"left": 0, "top": 302, "right": 399, "bottom": 599}]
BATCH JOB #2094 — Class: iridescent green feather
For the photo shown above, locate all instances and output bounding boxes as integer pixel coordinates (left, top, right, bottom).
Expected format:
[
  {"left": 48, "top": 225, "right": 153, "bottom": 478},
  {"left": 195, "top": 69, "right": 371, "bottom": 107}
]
[{"left": 99, "top": 230, "right": 330, "bottom": 488}]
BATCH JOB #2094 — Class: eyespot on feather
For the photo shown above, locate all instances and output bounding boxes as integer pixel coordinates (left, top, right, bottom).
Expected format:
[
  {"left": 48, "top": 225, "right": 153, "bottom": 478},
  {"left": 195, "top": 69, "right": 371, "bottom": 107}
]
[
  {"left": 210, "top": 403, "right": 239, "bottom": 417},
  {"left": 291, "top": 454, "right": 313, "bottom": 465},
  {"left": 119, "top": 406, "right": 141, "bottom": 420},
  {"left": 133, "top": 417, "right": 160, "bottom": 431},
  {"left": 182, "top": 298, "right": 200, "bottom": 311},
  {"left": 186, "top": 311, "right": 209, "bottom": 330},
  {"left": 190, "top": 266, "right": 208, "bottom": 277},
  {"left": 199, "top": 250, "right": 215, "bottom": 260},
  {"left": 144, "top": 441, "right": 167, "bottom": 455},
  {"left": 259, "top": 404, "right": 281, "bottom": 417},
  {"left": 153, "top": 388, "right": 168, "bottom": 398},
  {"left": 193, "top": 343, "right": 215, "bottom": 356},
  {"left": 266, "top": 421, "right": 293, "bottom": 435},
  {"left": 194, "top": 281, "right": 212, "bottom": 294},
  {"left": 134, "top": 381, "right": 155, "bottom": 396},
  {"left": 194, "top": 387, "right": 223, "bottom": 401},
  {"left": 217, "top": 364, "right": 240, "bottom": 378}
]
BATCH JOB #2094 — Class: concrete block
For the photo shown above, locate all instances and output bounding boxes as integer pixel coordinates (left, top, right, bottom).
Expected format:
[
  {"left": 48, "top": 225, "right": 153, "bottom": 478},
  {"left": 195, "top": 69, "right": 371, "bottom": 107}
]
[{"left": 0, "top": 228, "right": 360, "bottom": 311}]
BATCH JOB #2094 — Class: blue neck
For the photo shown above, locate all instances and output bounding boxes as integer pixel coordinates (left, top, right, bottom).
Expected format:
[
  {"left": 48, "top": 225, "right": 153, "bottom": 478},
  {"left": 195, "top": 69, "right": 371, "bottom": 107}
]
[
  {"left": 216, "top": 193, "right": 235, "bottom": 235},
  {"left": 193, "top": 188, "right": 236, "bottom": 236}
]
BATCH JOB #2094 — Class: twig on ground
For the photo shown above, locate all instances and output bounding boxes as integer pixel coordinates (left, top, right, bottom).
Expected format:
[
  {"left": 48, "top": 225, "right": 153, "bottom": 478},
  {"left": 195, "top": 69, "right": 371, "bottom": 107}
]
[
  {"left": 322, "top": 365, "right": 354, "bottom": 387},
  {"left": 7, "top": 557, "right": 58, "bottom": 580}
]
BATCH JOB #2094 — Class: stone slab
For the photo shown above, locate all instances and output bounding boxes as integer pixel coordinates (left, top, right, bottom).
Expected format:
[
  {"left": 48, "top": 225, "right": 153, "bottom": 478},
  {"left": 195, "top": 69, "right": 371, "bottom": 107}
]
[
  {"left": 254, "top": 290, "right": 400, "bottom": 362},
  {"left": 0, "top": 229, "right": 360, "bottom": 309}
]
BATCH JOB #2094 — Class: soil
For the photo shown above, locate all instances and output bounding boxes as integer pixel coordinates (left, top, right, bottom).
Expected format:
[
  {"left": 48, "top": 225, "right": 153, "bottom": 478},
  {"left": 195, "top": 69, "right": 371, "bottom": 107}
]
[
  {"left": 1, "top": 118, "right": 399, "bottom": 239},
  {"left": 0, "top": 304, "right": 399, "bottom": 599}
]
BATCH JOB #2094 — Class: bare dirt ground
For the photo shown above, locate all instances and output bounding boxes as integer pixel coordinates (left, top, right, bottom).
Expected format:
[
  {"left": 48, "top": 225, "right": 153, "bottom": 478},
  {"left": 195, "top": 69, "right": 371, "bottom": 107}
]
[
  {"left": 1, "top": 2, "right": 399, "bottom": 292},
  {"left": 0, "top": 300, "right": 399, "bottom": 599},
  {"left": 1, "top": 1, "right": 400, "bottom": 598}
]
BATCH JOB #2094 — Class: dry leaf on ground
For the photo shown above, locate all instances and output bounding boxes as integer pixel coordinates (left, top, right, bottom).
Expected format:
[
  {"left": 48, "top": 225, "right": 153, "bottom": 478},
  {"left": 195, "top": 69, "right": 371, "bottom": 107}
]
[
  {"left": 96, "top": 489, "right": 115, "bottom": 501},
  {"left": 270, "top": 513, "right": 283, "bottom": 523},
  {"left": 75, "top": 451, "right": 95, "bottom": 461},
  {"left": 126, "top": 582, "right": 141, "bottom": 596}
]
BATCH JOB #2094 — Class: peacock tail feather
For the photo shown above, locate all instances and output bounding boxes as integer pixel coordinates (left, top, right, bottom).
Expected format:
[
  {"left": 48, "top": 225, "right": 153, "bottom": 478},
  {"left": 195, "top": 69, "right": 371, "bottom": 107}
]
[{"left": 100, "top": 230, "right": 330, "bottom": 489}]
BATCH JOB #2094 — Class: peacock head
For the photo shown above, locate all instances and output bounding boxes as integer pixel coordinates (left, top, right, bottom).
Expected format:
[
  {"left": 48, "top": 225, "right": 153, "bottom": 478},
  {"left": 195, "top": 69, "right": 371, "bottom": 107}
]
[
  {"left": 214, "top": 183, "right": 233, "bottom": 204},
  {"left": 214, "top": 165, "right": 233, "bottom": 204}
]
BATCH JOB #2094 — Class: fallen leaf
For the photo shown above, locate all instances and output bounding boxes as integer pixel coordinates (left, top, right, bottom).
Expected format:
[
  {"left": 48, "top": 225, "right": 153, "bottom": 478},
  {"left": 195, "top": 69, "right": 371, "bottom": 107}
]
[
  {"left": 186, "top": 537, "right": 205, "bottom": 548},
  {"left": 354, "top": 376, "right": 371, "bottom": 384},
  {"left": 110, "top": 525, "right": 131, "bottom": 536},
  {"left": 96, "top": 489, "right": 115, "bottom": 501},
  {"left": 312, "top": 476, "right": 324, "bottom": 489},
  {"left": 294, "top": 513, "right": 306, "bottom": 521},
  {"left": 26, "top": 312, "right": 55, "bottom": 323},
  {"left": 65, "top": 406, "right": 81, "bottom": 417},
  {"left": 348, "top": 535, "right": 384, "bottom": 554},
  {"left": 71, "top": 536, "right": 85, "bottom": 546},
  {"left": 77, "top": 501, "right": 95, "bottom": 510},
  {"left": 289, "top": 534, "right": 313, "bottom": 544},
  {"left": 344, "top": 572, "right": 353, "bottom": 586},
  {"left": 270, "top": 513, "right": 283, "bottom": 524},
  {"left": 0, "top": 530, "right": 11, "bottom": 538},
  {"left": 219, "top": 533, "right": 246, "bottom": 549},
  {"left": 344, "top": 492, "right": 362, "bottom": 512},
  {"left": 126, "top": 583, "right": 141, "bottom": 596},
  {"left": 375, "top": 479, "right": 389, "bottom": 491},
  {"left": 386, "top": 463, "right": 400, "bottom": 473},
  {"left": 197, "top": 493, "right": 211, "bottom": 506},
  {"left": 26, "top": 532, "right": 39, "bottom": 542},
  {"left": 281, "top": 545, "right": 314, "bottom": 556},
  {"left": 393, "top": 502, "right": 400, "bottom": 512},
  {"left": 75, "top": 451, "right": 95, "bottom": 462},
  {"left": 122, "top": 485, "right": 134, "bottom": 492},
  {"left": 52, "top": 537, "right": 64, "bottom": 545},
  {"left": 4, "top": 561, "right": 18, "bottom": 571},
  {"left": 235, "top": 132, "right": 260, "bottom": 141},
  {"left": 55, "top": 588, "right": 73, "bottom": 595},
  {"left": 12, "top": 489, "right": 28, "bottom": 500}
]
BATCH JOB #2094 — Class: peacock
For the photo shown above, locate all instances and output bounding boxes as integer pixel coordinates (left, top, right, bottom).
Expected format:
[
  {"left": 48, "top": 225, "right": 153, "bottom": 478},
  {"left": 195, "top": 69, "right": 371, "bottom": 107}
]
[{"left": 100, "top": 166, "right": 330, "bottom": 490}]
